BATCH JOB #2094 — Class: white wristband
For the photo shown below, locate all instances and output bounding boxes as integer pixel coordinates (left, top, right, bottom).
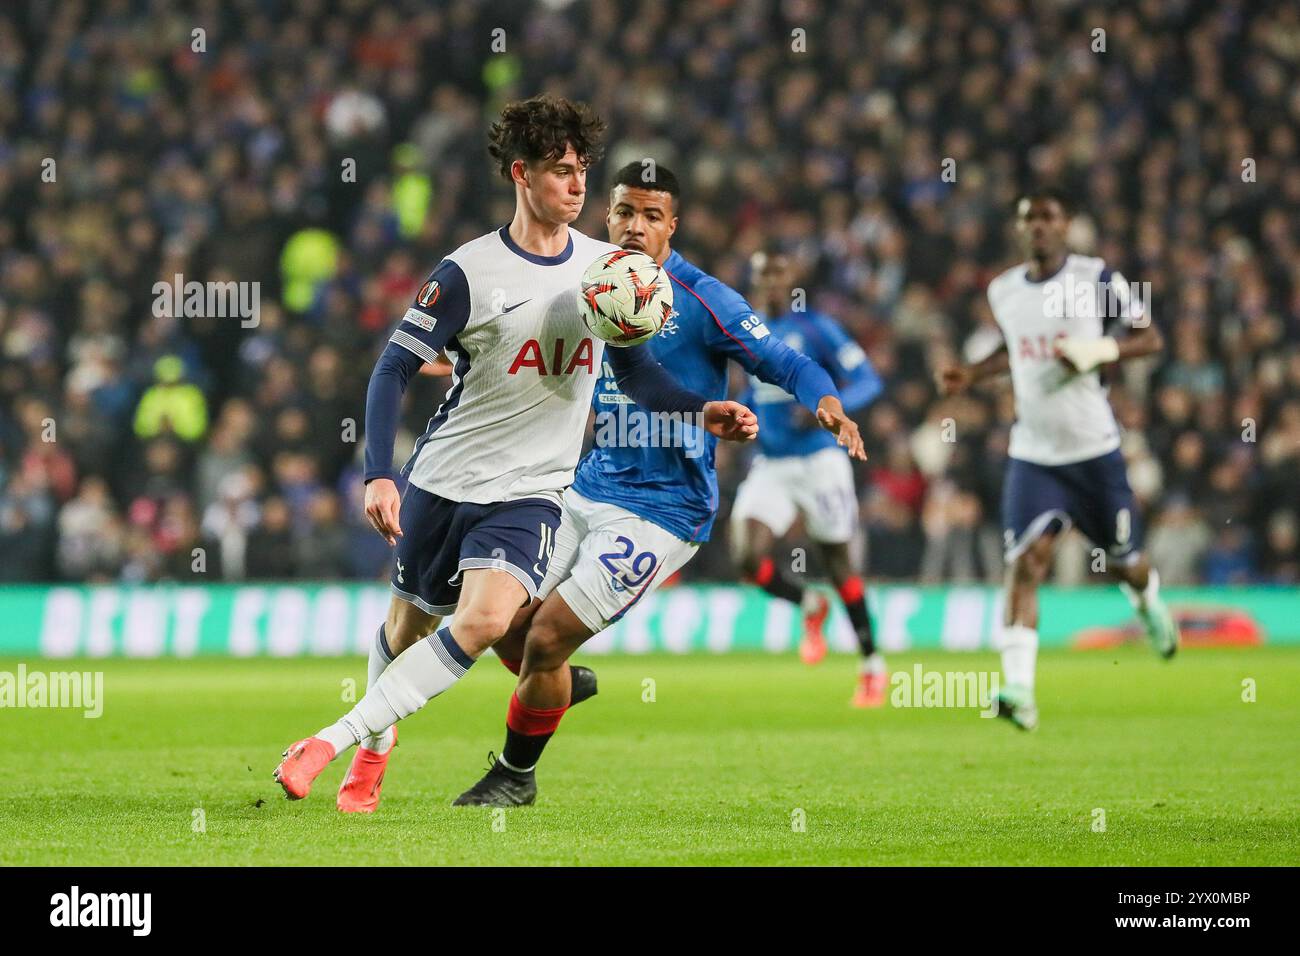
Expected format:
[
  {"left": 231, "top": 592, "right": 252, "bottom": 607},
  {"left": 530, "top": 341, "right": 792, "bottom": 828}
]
[{"left": 1057, "top": 336, "right": 1119, "bottom": 373}]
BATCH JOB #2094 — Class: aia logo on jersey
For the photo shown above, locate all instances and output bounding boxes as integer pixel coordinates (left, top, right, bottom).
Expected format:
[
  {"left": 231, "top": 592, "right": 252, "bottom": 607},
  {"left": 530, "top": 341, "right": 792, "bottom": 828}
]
[
  {"left": 1018, "top": 332, "right": 1067, "bottom": 361},
  {"left": 416, "top": 280, "right": 440, "bottom": 308},
  {"left": 508, "top": 337, "right": 596, "bottom": 376}
]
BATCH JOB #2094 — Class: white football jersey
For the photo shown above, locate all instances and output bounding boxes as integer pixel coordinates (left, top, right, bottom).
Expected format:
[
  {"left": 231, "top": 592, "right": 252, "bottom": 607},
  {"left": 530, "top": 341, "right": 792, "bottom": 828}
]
[
  {"left": 390, "top": 226, "right": 620, "bottom": 504},
  {"left": 987, "top": 253, "right": 1142, "bottom": 466}
]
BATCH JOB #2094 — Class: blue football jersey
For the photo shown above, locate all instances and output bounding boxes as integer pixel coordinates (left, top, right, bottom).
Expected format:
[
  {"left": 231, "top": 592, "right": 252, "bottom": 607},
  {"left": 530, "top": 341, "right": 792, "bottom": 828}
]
[
  {"left": 571, "top": 250, "right": 838, "bottom": 542},
  {"left": 745, "top": 310, "right": 882, "bottom": 458}
]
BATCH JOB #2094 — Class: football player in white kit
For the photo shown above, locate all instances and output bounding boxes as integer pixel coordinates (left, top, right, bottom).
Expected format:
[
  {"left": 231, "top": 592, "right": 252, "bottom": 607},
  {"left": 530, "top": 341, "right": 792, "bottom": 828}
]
[
  {"left": 937, "top": 189, "right": 1179, "bottom": 731},
  {"left": 273, "top": 95, "right": 757, "bottom": 808}
]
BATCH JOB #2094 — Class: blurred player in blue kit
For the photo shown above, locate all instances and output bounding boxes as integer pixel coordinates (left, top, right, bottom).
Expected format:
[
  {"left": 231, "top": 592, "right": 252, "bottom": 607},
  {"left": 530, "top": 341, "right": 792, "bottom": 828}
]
[{"left": 730, "top": 250, "right": 888, "bottom": 707}]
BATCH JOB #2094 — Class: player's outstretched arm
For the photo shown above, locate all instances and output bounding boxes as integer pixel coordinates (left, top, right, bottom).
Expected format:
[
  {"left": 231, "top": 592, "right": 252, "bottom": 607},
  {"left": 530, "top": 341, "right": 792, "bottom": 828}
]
[
  {"left": 608, "top": 347, "right": 758, "bottom": 442},
  {"left": 692, "top": 291, "right": 866, "bottom": 458},
  {"left": 745, "top": 333, "right": 867, "bottom": 460},
  {"left": 607, "top": 344, "right": 708, "bottom": 414}
]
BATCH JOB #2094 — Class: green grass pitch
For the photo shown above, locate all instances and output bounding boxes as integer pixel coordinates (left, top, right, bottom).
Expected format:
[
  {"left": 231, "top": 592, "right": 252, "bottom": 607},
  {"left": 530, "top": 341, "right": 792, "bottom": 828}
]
[{"left": 1, "top": 647, "right": 1296, "bottom": 866}]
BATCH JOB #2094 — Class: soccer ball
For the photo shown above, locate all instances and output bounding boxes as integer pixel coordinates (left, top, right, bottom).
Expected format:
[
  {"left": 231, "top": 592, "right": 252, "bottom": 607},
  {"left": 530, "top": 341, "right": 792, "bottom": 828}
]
[{"left": 577, "top": 250, "right": 674, "bottom": 347}]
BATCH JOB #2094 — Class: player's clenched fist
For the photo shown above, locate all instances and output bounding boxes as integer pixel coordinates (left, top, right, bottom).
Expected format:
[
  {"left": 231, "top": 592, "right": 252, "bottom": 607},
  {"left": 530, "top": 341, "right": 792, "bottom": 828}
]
[
  {"left": 935, "top": 363, "right": 974, "bottom": 396},
  {"left": 702, "top": 400, "right": 759, "bottom": 442},
  {"left": 364, "top": 477, "right": 403, "bottom": 546}
]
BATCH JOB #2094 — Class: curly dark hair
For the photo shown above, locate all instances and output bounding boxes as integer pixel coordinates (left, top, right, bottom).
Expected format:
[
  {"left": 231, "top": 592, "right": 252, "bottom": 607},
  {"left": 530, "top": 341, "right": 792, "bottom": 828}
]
[{"left": 486, "top": 94, "right": 607, "bottom": 181}]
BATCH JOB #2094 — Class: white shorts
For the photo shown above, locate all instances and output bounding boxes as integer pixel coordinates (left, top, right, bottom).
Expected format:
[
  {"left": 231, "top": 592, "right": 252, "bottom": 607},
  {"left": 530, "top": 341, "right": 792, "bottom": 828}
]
[
  {"left": 730, "top": 446, "right": 858, "bottom": 544},
  {"left": 540, "top": 489, "right": 700, "bottom": 634}
]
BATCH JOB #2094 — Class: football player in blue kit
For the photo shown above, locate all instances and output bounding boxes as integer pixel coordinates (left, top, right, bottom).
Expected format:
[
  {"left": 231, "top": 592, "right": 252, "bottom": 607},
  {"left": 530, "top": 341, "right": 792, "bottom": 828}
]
[
  {"left": 730, "top": 249, "right": 888, "bottom": 707},
  {"left": 454, "top": 162, "right": 866, "bottom": 807}
]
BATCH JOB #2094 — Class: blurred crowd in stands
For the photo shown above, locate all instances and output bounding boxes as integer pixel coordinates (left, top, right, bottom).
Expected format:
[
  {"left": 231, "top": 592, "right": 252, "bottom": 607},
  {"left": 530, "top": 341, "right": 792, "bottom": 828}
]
[{"left": 2, "top": 0, "right": 1298, "bottom": 586}]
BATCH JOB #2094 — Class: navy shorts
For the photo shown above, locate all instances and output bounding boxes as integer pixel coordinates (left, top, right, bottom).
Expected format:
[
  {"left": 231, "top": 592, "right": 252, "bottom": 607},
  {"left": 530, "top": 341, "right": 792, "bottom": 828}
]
[
  {"left": 390, "top": 485, "right": 561, "bottom": 616},
  {"left": 1001, "top": 449, "right": 1141, "bottom": 563}
]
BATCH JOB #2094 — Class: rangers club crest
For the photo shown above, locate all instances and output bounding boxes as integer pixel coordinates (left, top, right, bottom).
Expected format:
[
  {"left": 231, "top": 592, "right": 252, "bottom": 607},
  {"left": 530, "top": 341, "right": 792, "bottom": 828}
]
[{"left": 417, "top": 280, "right": 440, "bottom": 308}]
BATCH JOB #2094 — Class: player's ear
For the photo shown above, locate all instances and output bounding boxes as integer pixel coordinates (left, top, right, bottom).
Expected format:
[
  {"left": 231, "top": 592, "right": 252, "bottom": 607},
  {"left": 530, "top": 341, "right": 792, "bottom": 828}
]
[
  {"left": 511, "top": 159, "right": 529, "bottom": 187},
  {"left": 667, "top": 216, "right": 678, "bottom": 240}
]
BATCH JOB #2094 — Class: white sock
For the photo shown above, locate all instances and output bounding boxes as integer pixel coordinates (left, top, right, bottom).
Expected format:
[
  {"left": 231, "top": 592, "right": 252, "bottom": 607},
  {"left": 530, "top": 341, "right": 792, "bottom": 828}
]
[
  {"left": 860, "top": 652, "right": 886, "bottom": 675},
  {"left": 361, "top": 625, "right": 396, "bottom": 753},
  {"left": 997, "top": 624, "right": 1038, "bottom": 694},
  {"left": 1121, "top": 567, "right": 1161, "bottom": 613},
  {"left": 316, "top": 626, "right": 474, "bottom": 758}
]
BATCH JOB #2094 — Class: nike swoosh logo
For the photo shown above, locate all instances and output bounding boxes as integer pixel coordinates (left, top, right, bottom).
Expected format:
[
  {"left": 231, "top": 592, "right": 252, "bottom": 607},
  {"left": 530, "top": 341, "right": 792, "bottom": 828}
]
[{"left": 501, "top": 300, "right": 531, "bottom": 314}]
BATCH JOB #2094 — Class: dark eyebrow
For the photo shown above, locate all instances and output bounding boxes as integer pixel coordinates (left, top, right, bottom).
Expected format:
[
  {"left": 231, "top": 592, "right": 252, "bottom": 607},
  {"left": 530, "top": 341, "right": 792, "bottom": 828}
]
[{"left": 612, "top": 201, "right": 666, "bottom": 215}]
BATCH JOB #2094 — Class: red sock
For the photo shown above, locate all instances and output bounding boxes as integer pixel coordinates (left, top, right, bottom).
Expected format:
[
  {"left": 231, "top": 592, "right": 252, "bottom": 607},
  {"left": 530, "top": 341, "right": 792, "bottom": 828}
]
[
  {"left": 503, "top": 691, "right": 568, "bottom": 771},
  {"left": 498, "top": 656, "right": 522, "bottom": 675},
  {"left": 837, "top": 575, "right": 879, "bottom": 656},
  {"left": 753, "top": 555, "right": 803, "bottom": 605},
  {"left": 837, "top": 575, "right": 864, "bottom": 605},
  {"left": 506, "top": 691, "right": 568, "bottom": 736}
]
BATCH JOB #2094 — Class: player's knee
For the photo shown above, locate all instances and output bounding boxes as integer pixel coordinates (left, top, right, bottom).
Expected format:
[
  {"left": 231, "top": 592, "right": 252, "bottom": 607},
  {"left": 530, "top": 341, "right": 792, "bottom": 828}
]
[
  {"left": 450, "top": 605, "right": 514, "bottom": 652},
  {"left": 522, "top": 613, "right": 572, "bottom": 672},
  {"left": 1012, "top": 549, "right": 1048, "bottom": 587},
  {"left": 503, "top": 599, "right": 540, "bottom": 644},
  {"left": 385, "top": 601, "right": 437, "bottom": 655},
  {"left": 1010, "top": 561, "right": 1034, "bottom": 589}
]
